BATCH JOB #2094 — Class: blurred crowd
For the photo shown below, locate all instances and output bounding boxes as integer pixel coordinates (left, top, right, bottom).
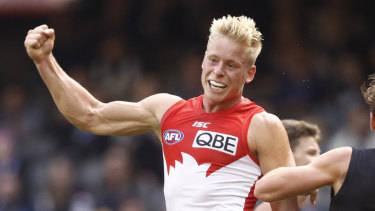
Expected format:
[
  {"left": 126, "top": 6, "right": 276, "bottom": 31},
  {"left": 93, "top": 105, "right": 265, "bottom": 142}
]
[{"left": 0, "top": 0, "right": 374, "bottom": 210}]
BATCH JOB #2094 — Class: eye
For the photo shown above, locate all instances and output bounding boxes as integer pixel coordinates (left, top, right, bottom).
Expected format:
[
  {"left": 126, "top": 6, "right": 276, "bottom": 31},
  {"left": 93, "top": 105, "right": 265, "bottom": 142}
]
[
  {"left": 209, "top": 58, "right": 217, "bottom": 63},
  {"left": 226, "top": 60, "right": 240, "bottom": 68},
  {"left": 307, "top": 149, "right": 319, "bottom": 156}
]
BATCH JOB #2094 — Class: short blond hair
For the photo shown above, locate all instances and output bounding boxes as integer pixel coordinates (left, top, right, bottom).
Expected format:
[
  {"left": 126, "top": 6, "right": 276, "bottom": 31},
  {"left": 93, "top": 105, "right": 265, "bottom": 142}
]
[{"left": 207, "top": 15, "right": 263, "bottom": 67}]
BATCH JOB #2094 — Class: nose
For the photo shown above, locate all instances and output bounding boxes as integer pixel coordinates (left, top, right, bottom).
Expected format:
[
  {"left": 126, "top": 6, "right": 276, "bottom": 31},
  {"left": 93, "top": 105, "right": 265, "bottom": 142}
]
[{"left": 213, "top": 62, "right": 225, "bottom": 76}]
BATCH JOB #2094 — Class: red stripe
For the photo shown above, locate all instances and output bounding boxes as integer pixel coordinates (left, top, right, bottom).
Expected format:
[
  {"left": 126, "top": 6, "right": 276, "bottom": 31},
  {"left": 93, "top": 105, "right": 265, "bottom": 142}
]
[{"left": 243, "top": 176, "right": 261, "bottom": 211}]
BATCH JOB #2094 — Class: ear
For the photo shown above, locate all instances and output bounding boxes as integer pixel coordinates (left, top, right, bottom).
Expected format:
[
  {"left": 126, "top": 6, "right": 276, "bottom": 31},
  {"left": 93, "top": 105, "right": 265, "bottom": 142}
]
[
  {"left": 245, "top": 66, "right": 256, "bottom": 84},
  {"left": 370, "top": 112, "right": 375, "bottom": 131}
]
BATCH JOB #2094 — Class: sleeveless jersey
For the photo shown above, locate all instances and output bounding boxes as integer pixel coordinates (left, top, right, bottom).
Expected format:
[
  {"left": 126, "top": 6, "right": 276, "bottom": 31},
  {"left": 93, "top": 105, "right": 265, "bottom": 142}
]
[
  {"left": 329, "top": 147, "right": 375, "bottom": 210},
  {"left": 161, "top": 95, "right": 264, "bottom": 211}
]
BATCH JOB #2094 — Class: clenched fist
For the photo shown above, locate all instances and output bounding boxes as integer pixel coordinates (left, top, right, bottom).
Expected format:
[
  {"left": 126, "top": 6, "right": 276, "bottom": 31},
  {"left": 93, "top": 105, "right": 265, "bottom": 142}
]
[{"left": 24, "top": 24, "right": 55, "bottom": 64}]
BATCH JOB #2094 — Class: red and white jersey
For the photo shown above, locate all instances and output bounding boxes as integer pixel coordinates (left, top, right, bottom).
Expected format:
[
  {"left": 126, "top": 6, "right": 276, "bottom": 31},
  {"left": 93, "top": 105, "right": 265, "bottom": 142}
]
[{"left": 161, "top": 95, "right": 264, "bottom": 211}]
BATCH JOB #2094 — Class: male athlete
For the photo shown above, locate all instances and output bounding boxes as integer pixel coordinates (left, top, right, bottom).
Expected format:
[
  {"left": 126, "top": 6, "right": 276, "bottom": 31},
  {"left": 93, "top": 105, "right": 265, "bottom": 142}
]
[
  {"left": 255, "top": 74, "right": 375, "bottom": 210},
  {"left": 24, "top": 15, "right": 298, "bottom": 210}
]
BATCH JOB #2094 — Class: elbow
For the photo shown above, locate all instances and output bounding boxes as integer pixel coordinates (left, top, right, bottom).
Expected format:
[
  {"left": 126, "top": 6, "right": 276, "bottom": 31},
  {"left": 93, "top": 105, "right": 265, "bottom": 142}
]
[
  {"left": 254, "top": 187, "right": 261, "bottom": 199},
  {"left": 65, "top": 110, "right": 99, "bottom": 133},
  {"left": 255, "top": 191, "right": 277, "bottom": 202},
  {"left": 254, "top": 180, "right": 279, "bottom": 202},
  {"left": 254, "top": 182, "right": 271, "bottom": 202}
]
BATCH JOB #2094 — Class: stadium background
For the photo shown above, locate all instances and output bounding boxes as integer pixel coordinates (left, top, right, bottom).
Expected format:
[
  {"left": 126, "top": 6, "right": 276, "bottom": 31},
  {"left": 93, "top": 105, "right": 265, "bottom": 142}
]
[{"left": 0, "top": 0, "right": 374, "bottom": 210}]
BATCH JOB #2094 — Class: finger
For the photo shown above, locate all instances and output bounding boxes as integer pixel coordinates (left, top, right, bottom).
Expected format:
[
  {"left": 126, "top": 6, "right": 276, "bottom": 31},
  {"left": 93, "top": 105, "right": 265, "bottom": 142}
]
[
  {"left": 310, "top": 191, "right": 317, "bottom": 205},
  {"left": 30, "top": 25, "right": 49, "bottom": 37},
  {"left": 25, "top": 33, "right": 49, "bottom": 48},
  {"left": 24, "top": 38, "right": 41, "bottom": 49},
  {"left": 28, "top": 26, "right": 54, "bottom": 38},
  {"left": 34, "top": 24, "right": 49, "bottom": 31},
  {"left": 24, "top": 39, "right": 38, "bottom": 49},
  {"left": 42, "top": 28, "right": 55, "bottom": 38},
  {"left": 26, "top": 33, "right": 47, "bottom": 46}
]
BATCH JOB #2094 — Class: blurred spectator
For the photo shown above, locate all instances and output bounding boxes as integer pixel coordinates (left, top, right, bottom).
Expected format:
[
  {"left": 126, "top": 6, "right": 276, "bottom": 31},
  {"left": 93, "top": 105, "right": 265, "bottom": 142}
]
[
  {"left": 33, "top": 155, "right": 94, "bottom": 211},
  {"left": 0, "top": 129, "right": 33, "bottom": 210},
  {"left": 118, "top": 197, "right": 146, "bottom": 211},
  {"left": 89, "top": 34, "right": 142, "bottom": 101},
  {"left": 0, "top": 129, "right": 21, "bottom": 174},
  {"left": 130, "top": 72, "right": 161, "bottom": 102},
  {"left": 326, "top": 103, "right": 375, "bottom": 150},
  {"left": 95, "top": 142, "right": 141, "bottom": 210},
  {"left": 0, "top": 171, "right": 33, "bottom": 211}
]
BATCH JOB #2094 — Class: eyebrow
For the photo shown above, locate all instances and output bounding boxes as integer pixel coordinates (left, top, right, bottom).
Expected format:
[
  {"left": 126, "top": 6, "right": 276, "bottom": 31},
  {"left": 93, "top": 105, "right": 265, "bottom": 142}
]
[{"left": 207, "top": 54, "right": 242, "bottom": 65}]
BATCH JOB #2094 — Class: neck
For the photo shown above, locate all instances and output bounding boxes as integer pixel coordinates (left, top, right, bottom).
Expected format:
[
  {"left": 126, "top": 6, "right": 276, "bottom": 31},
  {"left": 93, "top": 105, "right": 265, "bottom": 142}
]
[{"left": 202, "top": 95, "right": 243, "bottom": 113}]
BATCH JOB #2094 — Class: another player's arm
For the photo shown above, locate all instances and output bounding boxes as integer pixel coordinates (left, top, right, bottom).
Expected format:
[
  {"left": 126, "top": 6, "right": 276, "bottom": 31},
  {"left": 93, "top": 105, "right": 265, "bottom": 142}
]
[
  {"left": 254, "top": 147, "right": 352, "bottom": 202},
  {"left": 248, "top": 112, "right": 298, "bottom": 211},
  {"left": 24, "top": 25, "right": 182, "bottom": 136}
]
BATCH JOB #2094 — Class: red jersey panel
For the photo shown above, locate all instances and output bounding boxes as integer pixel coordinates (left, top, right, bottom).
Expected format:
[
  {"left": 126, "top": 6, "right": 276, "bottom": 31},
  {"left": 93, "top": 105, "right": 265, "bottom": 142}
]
[{"left": 161, "top": 95, "right": 264, "bottom": 211}]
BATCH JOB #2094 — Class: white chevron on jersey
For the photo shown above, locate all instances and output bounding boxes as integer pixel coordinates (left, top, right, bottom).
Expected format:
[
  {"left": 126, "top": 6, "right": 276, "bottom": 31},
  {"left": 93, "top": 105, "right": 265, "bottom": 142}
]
[{"left": 163, "top": 152, "right": 261, "bottom": 211}]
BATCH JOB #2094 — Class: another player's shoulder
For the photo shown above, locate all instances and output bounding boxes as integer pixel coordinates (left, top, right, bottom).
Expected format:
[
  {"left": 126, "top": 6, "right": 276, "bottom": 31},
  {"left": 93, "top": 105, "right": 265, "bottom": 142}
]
[
  {"left": 313, "top": 147, "right": 352, "bottom": 190},
  {"left": 320, "top": 147, "right": 352, "bottom": 162},
  {"left": 313, "top": 147, "right": 352, "bottom": 177}
]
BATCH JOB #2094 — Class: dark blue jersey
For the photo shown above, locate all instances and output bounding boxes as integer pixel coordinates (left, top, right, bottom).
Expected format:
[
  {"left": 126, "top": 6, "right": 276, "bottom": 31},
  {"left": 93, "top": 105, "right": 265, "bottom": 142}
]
[{"left": 329, "top": 147, "right": 375, "bottom": 211}]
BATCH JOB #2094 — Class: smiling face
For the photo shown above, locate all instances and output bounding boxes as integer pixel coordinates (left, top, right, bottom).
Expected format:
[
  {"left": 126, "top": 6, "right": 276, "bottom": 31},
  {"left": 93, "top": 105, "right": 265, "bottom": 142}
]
[
  {"left": 292, "top": 136, "right": 321, "bottom": 166},
  {"left": 201, "top": 35, "right": 255, "bottom": 112}
]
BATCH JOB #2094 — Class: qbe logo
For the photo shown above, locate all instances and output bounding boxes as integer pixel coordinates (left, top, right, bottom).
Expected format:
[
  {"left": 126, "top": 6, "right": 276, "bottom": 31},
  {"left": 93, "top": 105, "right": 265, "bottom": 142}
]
[
  {"left": 163, "top": 129, "right": 184, "bottom": 145},
  {"left": 192, "top": 130, "right": 238, "bottom": 155}
]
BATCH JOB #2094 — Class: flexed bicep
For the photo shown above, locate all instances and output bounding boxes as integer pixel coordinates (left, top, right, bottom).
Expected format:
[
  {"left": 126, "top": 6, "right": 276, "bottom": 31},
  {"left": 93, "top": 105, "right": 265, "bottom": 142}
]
[
  {"left": 85, "top": 93, "right": 182, "bottom": 137},
  {"left": 87, "top": 101, "right": 157, "bottom": 136}
]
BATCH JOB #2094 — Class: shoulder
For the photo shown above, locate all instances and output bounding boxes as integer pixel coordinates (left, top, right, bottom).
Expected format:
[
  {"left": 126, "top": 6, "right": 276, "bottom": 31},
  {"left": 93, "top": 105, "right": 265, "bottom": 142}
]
[
  {"left": 249, "top": 112, "right": 284, "bottom": 138},
  {"left": 312, "top": 147, "right": 352, "bottom": 189},
  {"left": 140, "top": 93, "right": 183, "bottom": 121},
  {"left": 248, "top": 112, "right": 293, "bottom": 171},
  {"left": 316, "top": 147, "right": 352, "bottom": 168},
  {"left": 144, "top": 93, "right": 183, "bottom": 102}
]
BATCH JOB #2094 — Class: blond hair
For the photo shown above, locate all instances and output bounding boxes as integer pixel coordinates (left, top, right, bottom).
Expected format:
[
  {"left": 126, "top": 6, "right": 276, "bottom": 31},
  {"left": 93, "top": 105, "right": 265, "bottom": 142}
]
[
  {"left": 207, "top": 15, "right": 263, "bottom": 67},
  {"left": 361, "top": 74, "right": 375, "bottom": 113}
]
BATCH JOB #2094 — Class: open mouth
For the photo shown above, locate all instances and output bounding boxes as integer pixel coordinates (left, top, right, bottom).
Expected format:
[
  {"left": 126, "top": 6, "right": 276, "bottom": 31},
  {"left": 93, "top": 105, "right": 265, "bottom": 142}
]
[{"left": 209, "top": 80, "right": 227, "bottom": 91}]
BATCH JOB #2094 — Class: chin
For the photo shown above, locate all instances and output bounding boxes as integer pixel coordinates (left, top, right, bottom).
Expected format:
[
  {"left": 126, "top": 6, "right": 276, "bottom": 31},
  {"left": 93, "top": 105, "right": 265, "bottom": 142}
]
[{"left": 205, "top": 92, "right": 229, "bottom": 103}]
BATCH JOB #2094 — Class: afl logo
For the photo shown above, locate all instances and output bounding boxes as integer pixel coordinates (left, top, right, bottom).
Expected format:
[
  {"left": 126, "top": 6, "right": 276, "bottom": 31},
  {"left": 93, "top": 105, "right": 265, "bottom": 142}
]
[{"left": 163, "top": 129, "right": 184, "bottom": 145}]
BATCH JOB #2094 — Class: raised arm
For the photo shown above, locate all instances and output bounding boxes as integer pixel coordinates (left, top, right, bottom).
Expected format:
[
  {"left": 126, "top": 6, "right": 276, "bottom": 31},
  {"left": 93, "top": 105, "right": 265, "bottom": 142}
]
[
  {"left": 24, "top": 25, "right": 181, "bottom": 137},
  {"left": 254, "top": 147, "right": 352, "bottom": 202},
  {"left": 248, "top": 112, "right": 298, "bottom": 210}
]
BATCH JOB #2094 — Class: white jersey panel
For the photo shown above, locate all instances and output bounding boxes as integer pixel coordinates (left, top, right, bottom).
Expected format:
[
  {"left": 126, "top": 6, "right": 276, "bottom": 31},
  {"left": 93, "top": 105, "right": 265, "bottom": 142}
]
[{"left": 163, "top": 152, "right": 261, "bottom": 211}]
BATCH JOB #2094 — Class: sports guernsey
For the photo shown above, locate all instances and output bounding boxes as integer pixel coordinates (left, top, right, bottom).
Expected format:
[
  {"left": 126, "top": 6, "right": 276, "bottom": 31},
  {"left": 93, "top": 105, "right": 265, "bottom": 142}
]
[
  {"left": 161, "top": 95, "right": 264, "bottom": 211},
  {"left": 329, "top": 148, "right": 375, "bottom": 211}
]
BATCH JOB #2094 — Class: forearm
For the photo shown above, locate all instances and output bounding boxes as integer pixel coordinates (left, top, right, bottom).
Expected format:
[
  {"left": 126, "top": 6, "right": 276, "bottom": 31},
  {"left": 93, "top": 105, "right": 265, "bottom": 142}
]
[
  {"left": 255, "top": 166, "right": 322, "bottom": 202},
  {"left": 35, "top": 54, "right": 101, "bottom": 130},
  {"left": 255, "top": 167, "right": 293, "bottom": 202}
]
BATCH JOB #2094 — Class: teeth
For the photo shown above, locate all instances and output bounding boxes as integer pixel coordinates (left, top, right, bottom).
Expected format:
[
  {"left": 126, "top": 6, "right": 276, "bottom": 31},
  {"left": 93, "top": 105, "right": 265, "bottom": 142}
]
[{"left": 209, "top": 81, "right": 226, "bottom": 88}]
